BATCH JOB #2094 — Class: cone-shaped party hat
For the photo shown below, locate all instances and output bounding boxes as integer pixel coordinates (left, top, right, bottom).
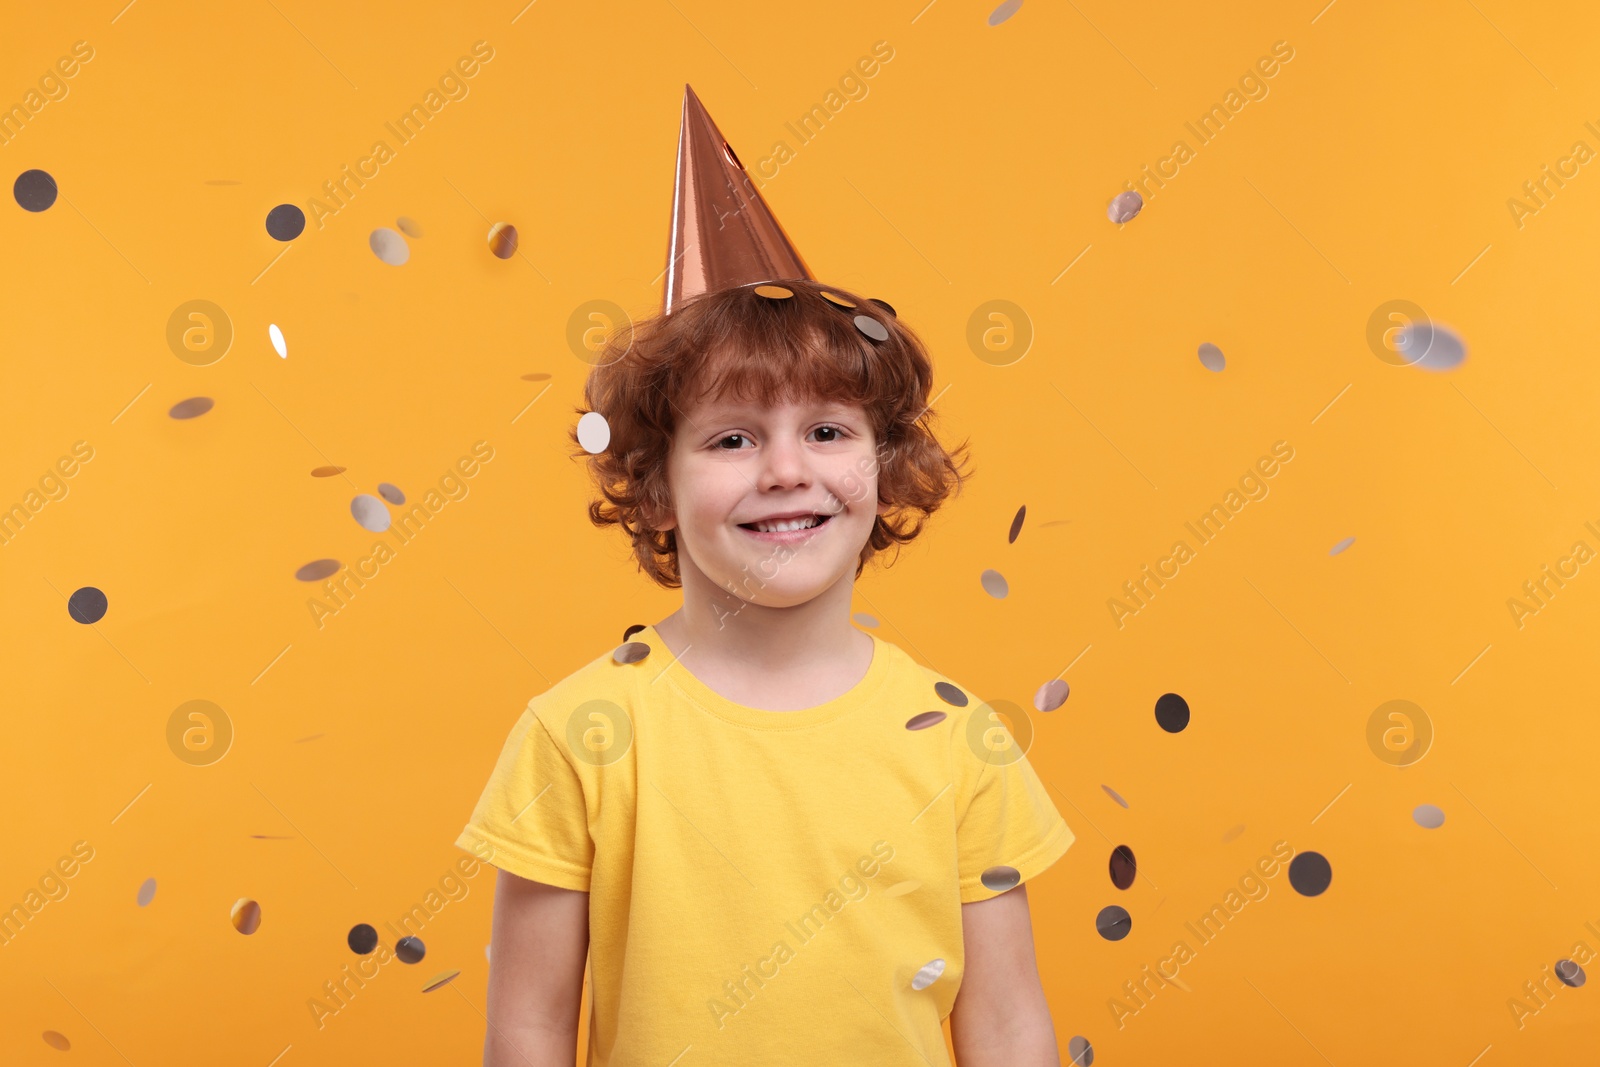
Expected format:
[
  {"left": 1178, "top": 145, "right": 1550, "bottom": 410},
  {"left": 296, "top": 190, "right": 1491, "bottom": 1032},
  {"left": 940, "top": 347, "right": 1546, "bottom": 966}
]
[{"left": 663, "top": 84, "right": 814, "bottom": 316}]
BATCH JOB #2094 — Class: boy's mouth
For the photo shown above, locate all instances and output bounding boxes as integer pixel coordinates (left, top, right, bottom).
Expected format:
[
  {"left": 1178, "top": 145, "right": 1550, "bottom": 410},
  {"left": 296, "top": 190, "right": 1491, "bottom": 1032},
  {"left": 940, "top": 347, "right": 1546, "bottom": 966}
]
[{"left": 736, "top": 513, "right": 833, "bottom": 535}]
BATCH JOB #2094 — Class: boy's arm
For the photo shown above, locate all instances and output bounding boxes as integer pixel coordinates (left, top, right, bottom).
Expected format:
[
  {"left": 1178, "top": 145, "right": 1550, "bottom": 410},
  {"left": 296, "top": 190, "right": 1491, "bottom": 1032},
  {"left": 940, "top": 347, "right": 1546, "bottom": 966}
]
[
  {"left": 949, "top": 884, "right": 1062, "bottom": 1067},
  {"left": 484, "top": 869, "right": 591, "bottom": 1066}
]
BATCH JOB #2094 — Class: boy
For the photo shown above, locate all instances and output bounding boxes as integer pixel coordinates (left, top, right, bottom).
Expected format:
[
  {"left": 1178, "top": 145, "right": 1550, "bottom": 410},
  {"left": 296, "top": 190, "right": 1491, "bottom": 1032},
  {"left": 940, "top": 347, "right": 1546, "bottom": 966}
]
[{"left": 455, "top": 85, "right": 1074, "bottom": 1066}]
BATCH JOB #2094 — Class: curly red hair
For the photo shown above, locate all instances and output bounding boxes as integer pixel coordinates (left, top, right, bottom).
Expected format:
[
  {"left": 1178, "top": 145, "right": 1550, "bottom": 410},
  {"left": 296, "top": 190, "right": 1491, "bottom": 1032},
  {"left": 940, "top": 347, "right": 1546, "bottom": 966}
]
[{"left": 566, "top": 279, "right": 974, "bottom": 589}]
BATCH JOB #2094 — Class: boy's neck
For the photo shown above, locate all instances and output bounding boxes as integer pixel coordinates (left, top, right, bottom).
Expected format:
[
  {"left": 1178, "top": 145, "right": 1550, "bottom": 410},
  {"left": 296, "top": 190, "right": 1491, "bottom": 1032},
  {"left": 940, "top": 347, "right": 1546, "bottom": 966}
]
[{"left": 652, "top": 575, "right": 873, "bottom": 709}]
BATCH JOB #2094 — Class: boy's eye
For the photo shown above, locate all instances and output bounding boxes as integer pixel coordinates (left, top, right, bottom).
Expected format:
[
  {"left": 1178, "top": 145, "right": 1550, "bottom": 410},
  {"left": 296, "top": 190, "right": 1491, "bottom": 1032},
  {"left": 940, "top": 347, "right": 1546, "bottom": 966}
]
[{"left": 713, "top": 425, "right": 846, "bottom": 450}]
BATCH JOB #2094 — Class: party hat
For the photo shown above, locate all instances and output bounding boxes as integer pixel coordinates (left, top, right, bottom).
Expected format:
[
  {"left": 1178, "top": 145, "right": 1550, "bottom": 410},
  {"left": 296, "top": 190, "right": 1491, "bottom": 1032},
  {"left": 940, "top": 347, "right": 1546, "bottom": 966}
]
[{"left": 662, "top": 84, "right": 814, "bottom": 315}]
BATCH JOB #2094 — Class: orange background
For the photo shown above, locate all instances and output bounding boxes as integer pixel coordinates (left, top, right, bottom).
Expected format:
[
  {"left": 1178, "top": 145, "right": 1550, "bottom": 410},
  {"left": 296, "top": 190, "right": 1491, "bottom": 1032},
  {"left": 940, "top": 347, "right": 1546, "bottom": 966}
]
[{"left": 2, "top": 0, "right": 1598, "bottom": 1063}]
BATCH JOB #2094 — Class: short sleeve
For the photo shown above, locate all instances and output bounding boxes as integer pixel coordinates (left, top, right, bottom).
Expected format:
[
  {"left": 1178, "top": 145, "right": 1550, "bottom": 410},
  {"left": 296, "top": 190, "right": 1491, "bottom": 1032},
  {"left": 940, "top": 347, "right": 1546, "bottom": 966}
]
[
  {"left": 952, "top": 705, "right": 1075, "bottom": 903},
  {"left": 455, "top": 704, "right": 594, "bottom": 892}
]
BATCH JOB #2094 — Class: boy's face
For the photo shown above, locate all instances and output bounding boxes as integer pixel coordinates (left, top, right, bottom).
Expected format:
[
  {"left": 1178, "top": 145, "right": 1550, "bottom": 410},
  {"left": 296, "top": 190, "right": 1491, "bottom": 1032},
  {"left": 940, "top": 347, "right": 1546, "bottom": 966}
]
[{"left": 653, "top": 387, "right": 889, "bottom": 608}]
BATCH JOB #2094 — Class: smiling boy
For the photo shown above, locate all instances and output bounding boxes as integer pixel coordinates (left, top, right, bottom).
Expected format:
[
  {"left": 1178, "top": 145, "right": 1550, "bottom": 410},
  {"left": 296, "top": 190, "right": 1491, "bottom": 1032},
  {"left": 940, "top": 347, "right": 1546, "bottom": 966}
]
[{"left": 454, "top": 85, "right": 1074, "bottom": 1066}]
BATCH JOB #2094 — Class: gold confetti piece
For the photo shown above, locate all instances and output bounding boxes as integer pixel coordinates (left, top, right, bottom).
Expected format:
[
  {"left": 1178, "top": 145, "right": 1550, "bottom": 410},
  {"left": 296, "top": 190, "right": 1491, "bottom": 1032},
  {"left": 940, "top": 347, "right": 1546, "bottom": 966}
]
[
  {"left": 422, "top": 969, "right": 461, "bottom": 993},
  {"left": 231, "top": 898, "right": 261, "bottom": 935},
  {"left": 488, "top": 222, "right": 518, "bottom": 259},
  {"left": 753, "top": 284, "right": 793, "bottom": 299}
]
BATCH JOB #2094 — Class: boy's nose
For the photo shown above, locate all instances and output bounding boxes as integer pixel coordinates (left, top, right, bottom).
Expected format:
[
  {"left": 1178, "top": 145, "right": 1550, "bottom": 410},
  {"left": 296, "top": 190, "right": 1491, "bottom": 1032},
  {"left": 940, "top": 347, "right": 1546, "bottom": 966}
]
[{"left": 757, "top": 436, "right": 813, "bottom": 489}]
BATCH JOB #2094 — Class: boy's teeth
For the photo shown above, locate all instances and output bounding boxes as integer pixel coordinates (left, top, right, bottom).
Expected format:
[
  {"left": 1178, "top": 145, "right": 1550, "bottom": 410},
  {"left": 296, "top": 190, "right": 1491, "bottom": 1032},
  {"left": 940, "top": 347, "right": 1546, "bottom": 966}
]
[{"left": 753, "top": 515, "right": 821, "bottom": 533}]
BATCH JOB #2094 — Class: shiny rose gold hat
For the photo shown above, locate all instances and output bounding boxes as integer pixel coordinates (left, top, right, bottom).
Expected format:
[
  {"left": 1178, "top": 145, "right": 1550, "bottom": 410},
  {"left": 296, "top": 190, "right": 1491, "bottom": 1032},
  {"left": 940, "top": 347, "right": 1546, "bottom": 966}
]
[{"left": 662, "top": 84, "right": 815, "bottom": 316}]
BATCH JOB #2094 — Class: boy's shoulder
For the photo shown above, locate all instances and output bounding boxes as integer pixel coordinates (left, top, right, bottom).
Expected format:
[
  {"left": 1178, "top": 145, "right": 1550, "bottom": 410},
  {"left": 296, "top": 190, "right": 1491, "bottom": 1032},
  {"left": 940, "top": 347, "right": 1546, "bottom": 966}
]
[{"left": 520, "top": 634, "right": 643, "bottom": 735}]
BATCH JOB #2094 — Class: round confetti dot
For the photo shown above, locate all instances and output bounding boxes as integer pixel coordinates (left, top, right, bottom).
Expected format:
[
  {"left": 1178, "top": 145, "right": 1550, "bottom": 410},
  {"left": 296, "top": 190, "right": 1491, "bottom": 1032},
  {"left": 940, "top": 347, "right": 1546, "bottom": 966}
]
[
  {"left": 370, "top": 227, "right": 409, "bottom": 266},
  {"left": 231, "top": 898, "right": 261, "bottom": 935},
  {"left": 268, "top": 323, "right": 287, "bottom": 358},
  {"left": 1198, "top": 342, "right": 1226, "bottom": 372},
  {"left": 68, "top": 586, "right": 107, "bottom": 624},
  {"left": 852, "top": 612, "right": 879, "bottom": 628},
  {"left": 882, "top": 880, "right": 920, "bottom": 897},
  {"left": 42, "top": 1030, "right": 71, "bottom": 1051},
  {"left": 988, "top": 0, "right": 1023, "bottom": 25},
  {"left": 1109, "top": 845, "right": 1137, "bottom": 890},
  {"left": 622, "top": 623, "right": 647, "bottom": 642},
  {"left": 1330, "top": 536, "right": 1355, "bottom": 555},
  {"left": 136, "top": 878, "right": 157, "bottom": 907},
  {"left": 1288, "top": 851, "right": 1333, "bottom": 897},
  {"left": 1154, "top": 692, "right": 1190, "bottom": 733},
  {"left": 377, "top": 482, "right": 406, "bottom": 506},
  {"left": 753, "top": 284, "right": 794, "bottom": 299},
  {"left": 1034, "top": 678, "right": 1069, "bottom": 712},
  {"left": 422, "top": 969, "right": 461, "bottom": 993},
  {"left": 1556, "top": 959, "right": 1586, "bottom": 987},
  {"left": 521, "top": 372, "right": 552, "bottom": 381},
  {"left": 395, "top": 936, "right": 426, "bottom": 964},
  {"left": 979, "top": 568, "right": 1008, "bottom": 598},
  {"left": 1067, "top": 1035, "right": 1093, "bottom": 1066},
  {"left": 485, "top": 944, "right": 492, "bottom": 962},
  {"left": 1393, "top": 321, "right": 1467, "bottom": 372},
  {"left": 577, "top": 410, "right": 611, "bottom": 454},
  {"left": 1412, "top": 804, "right": 1445, "bottom": 829},
  {"left": 933, "top": 681, "right": 968, "bottom": 707},
  {"left": 310, "top": 466, "right": 345, "bottom": 477},
  {"left": 265, "top": 203, "right": 305, "bottom": 241},
  {"left": 15, "top": 169, "right": 58, "bottom": 211},
  {"left": 396, "top": 216, "right": 424, "bottom": 238},
  {"left": 905, "top": 711, "right": 947, "bottom": 730},
  {"left": 351, "top": 494, "right": 391, "bottom": 533},
  {"left": 612, "top": 641, "right": 651, "bottom": 665},
  {"left": 854, "top": 314, "right": 889, "bottom": 342},
  {"left": 980, "top": 866, "right": 1021, "bottom": 892},
  {"left": 820, "top": 290, "right": 856, "bottom": 309},
  {"left": 1096, "top": 905, "right": 1132, "bottom": 941},
  {"left": 1008, "top": 505, "right": 1026, "bottom": 543},
  {"left": 348, "top": 923, "right": 378, "bottom": 954},
  {"left": 1107, "top": 189, "right": 1143, "bottom": 223},
  {"left": 911, "top": 958, "right": 946, "bottom": 990},
  {"left": 1102, "top": 785, "right": 1129, "bottom": 809},
  {"left": 488, "top": 222, "right": 518, "bottom": 259},
  {"left": 868, "top": 297, "right": 897, "bottom": 317},
  {"left": 296, "top": 559, "right": 341, "bottom": 582},
  {"left": 169, "top": 396, "right": 214, "bottom": 419},
  {"left": 1221, "top": 824, "right": 1245, "bottom": 842}
]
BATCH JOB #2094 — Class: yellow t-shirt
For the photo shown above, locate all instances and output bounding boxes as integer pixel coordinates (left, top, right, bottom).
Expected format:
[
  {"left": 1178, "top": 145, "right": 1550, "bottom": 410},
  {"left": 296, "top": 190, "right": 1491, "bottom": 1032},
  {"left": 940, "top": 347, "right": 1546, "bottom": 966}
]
[{"left": 454, "top": 623, "right": 1074, "bottom": 1066}]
